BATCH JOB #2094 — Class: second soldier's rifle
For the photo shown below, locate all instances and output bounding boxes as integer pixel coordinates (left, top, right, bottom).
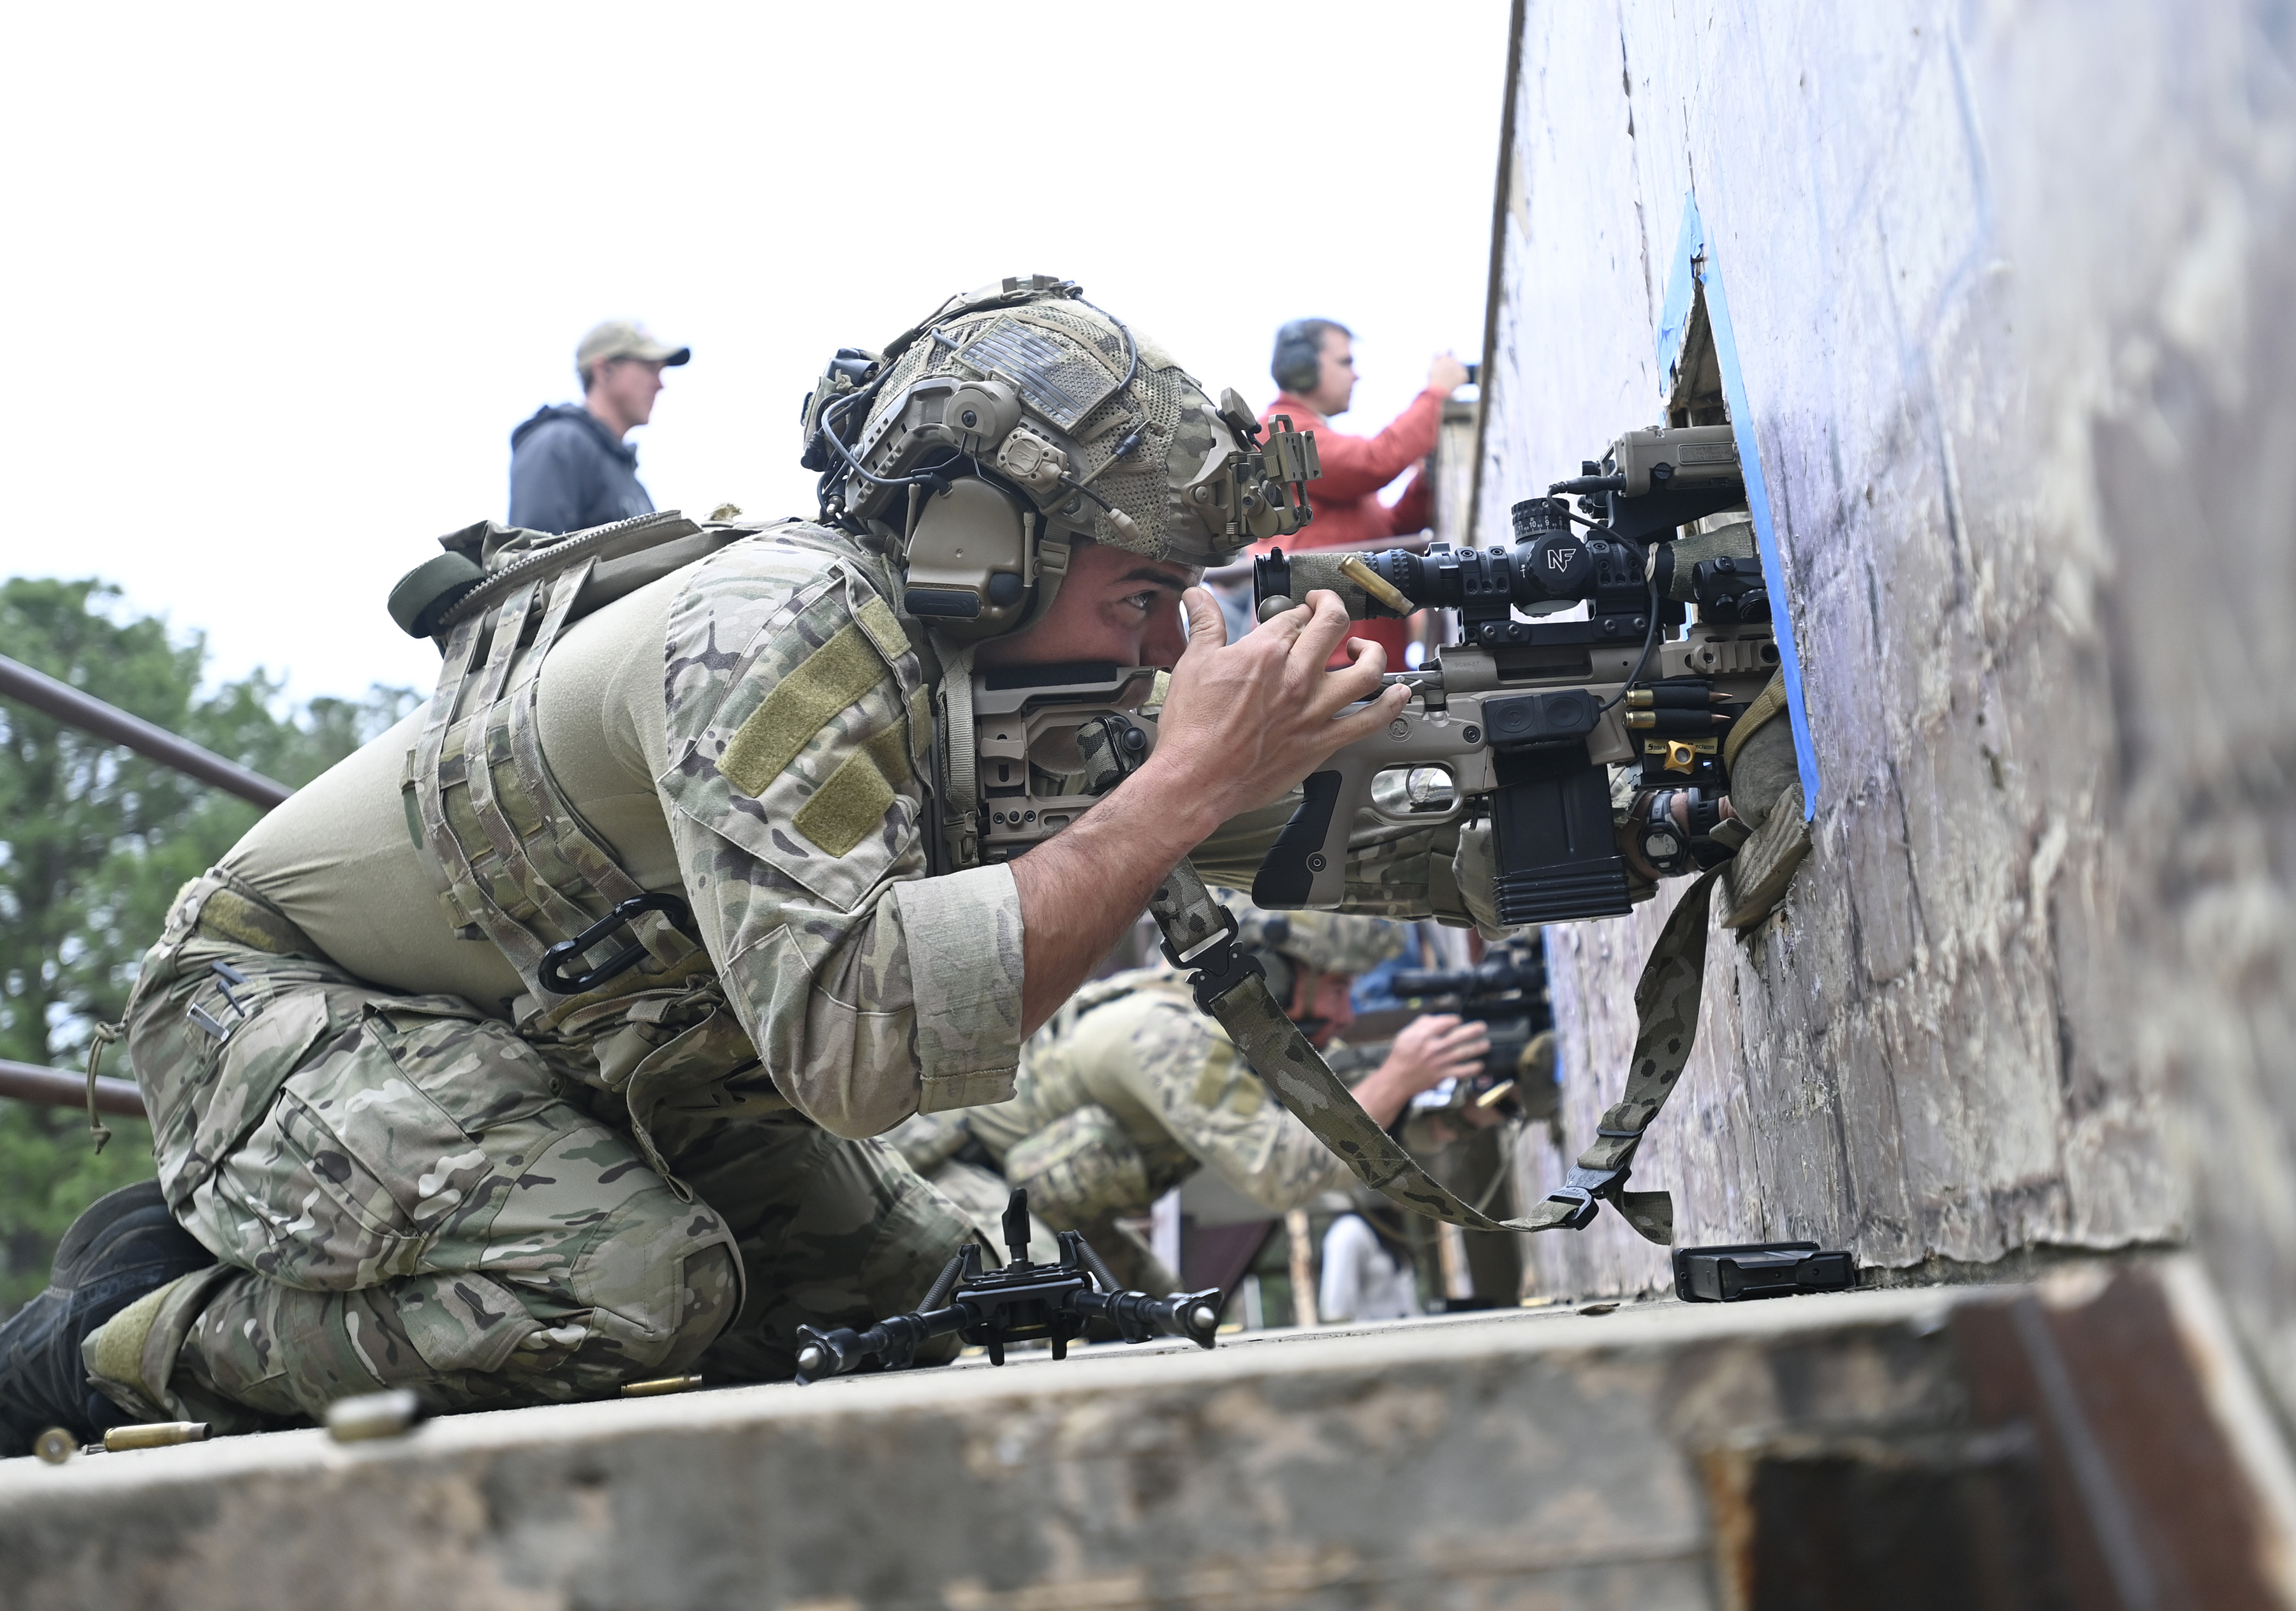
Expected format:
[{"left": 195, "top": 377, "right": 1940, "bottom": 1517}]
[
  {"left": 1392, "top": 943, "right": 1556, "bottom": 1121},
  {"left": 1330, "top": 943, "right": 1559, "bottom": 1122},
  {"left": 793, "top": 1189, "right": 1221, "bottom": 1382}
]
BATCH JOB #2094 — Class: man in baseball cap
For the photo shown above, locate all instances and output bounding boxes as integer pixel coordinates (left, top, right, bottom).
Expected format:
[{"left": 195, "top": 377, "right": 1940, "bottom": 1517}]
[{"left": 508, "top": 320, "right": 691, "bottom": 534}]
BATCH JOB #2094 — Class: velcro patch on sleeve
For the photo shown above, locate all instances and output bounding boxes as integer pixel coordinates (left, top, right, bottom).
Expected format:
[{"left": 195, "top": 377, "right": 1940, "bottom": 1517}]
[
  {"left": 852, "top": 592, "right": 911, "bottom": 666},
  {"left": 792, "top": 721, "right": 915, "bottom": 857},
  {"left": 719, "top": 620, "right": 889, "bottom": 800}
]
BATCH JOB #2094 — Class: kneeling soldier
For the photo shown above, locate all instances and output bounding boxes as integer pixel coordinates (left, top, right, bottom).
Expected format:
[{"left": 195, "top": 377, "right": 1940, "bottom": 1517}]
[{"left": 1, "top": 277, "right": 1513, "bottom": 1450}]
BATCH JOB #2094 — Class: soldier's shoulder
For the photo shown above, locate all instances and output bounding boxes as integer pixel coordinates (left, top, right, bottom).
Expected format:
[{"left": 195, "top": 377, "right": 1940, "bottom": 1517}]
[
  {"left": 659, "top": 517, "right": 934, "bottom": 908},
  {"left": 676, "top": 519, "right": 889, "bottom": 605},
  {"left": 1068, "top": 965, "right": 1193, "bottom": 1022},
  {"left": 665, "top": 520, "right": 915, "bottom": 703},
  {"left": 1064, "top": 969, "right": 1221, "bottom": 1074}
]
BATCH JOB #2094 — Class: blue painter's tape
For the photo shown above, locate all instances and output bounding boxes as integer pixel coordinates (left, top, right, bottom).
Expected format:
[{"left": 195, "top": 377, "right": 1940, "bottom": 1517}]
[{"left": 1663, "top": 196, "right": 1821, "bottom": 818}]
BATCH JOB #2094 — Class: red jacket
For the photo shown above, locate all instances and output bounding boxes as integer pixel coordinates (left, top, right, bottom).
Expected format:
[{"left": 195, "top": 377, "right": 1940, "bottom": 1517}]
[
  {"left": 1259, "top": 387, "right": 1445, "bottom": 666},
  {"left": 1260, "top": 386, "right": 1443, "bottom": 550}
]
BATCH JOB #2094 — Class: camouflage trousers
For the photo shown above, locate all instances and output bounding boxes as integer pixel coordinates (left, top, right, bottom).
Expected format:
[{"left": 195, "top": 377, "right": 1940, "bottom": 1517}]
[{"left": 94, "top": 894, "right": 969, "bottom": 1429}]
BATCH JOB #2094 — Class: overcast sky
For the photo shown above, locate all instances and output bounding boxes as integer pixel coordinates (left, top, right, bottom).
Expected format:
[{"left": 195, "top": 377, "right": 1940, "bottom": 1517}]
[{"left": 0, "top": 3, "right": 1508, "bottom": 705}]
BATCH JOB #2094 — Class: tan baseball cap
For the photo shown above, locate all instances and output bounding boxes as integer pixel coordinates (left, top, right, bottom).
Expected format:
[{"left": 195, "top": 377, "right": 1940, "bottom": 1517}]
[{"left": 575, "top": 320, "right": 691, "bottom": 377}]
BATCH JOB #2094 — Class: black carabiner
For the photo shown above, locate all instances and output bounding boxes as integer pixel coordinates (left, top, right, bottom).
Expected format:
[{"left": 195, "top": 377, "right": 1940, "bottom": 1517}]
[{"left": 538, "top": 892, "right": 698, "bottom": 996}]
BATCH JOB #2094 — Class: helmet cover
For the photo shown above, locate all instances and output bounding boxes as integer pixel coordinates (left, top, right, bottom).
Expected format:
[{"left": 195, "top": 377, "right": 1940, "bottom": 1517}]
[
  {"left": 830, "top": 280, "right": 1304, "bottom": 570},
  {"left": 1218, "top": 890, "right": 1409, "bottom": 977}
]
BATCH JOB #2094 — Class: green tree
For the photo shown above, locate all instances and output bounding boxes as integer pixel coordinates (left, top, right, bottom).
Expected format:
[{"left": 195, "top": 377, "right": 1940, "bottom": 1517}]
[{"left": 0, "top": 578, "right": 416, "bottom": 1312}]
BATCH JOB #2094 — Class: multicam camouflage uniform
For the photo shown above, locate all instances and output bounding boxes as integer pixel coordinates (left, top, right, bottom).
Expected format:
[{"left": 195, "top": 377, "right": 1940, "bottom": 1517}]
[
  {"left": 94, "top": 523, "right": 1008, "bottom": 1426},
  {"left": 85, "top": 286, "right": 1501, "bottom": 1427},
  {"left": 103, "top": 884, "right": 962, "bottom": 1427},
  {"left": 891, "top": 906, "right": 1405, "bottom": 1293}
]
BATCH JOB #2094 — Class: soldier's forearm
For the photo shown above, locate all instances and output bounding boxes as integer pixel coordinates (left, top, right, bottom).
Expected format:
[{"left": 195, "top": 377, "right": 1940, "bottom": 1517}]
[
  {"left": 1009, "top": 763, "right": 1222, "bottom": 1036},
  {"left": 1348, "top": 1063, "right": 1420, "bottom": 1129}
]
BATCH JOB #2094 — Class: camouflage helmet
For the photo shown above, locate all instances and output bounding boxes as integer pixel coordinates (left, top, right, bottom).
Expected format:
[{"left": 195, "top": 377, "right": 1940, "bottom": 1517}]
[
  {"left": 800, "top": 276, "right": 1319, "bottom": 639},
  {"left": 1218, "top": 890, "right": 1408, "bottom": 978}
]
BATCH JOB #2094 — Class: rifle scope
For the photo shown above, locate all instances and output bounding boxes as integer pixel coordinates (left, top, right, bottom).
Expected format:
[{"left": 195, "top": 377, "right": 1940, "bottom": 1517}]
[
  {"left": 1252, "top": 501, "right": 1768, "bottom": 631},
  {"left": 1390, "top": 952, "right": 1549, "bottom": 1003}
]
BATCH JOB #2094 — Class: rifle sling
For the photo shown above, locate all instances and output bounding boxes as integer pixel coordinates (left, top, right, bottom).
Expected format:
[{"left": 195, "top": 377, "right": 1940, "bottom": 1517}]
[{"left": 1147, "top": 863, "right": 1721, "bottom": 1244}]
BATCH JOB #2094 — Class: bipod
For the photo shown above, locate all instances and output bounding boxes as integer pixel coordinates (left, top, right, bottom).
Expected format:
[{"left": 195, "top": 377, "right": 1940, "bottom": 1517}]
[{"left": 793, "top": 1189, "right": 1221, "bottom": 1383}]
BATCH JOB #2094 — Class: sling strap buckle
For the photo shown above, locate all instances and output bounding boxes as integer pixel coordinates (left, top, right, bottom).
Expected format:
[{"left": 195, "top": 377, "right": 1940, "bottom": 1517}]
[
  {"left": 1543, "top": 1164, "right": 1630, "bottom": 1230},
  {"left": 1182, "top": 937, "right": 1266, "bottom": 1015},
  {"left": 1160, "top": 907, "right": 1268, "bottom": 1014}
]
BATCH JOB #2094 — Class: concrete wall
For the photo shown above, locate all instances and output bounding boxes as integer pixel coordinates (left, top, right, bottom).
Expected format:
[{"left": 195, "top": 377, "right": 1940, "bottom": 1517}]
[{"left": 1478, "top": 0, "right": 2296, "bottom": 1414}]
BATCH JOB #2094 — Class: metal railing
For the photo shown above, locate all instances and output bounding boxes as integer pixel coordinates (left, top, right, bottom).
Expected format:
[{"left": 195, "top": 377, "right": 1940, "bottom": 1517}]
[
  {"left": 0, "top": 1058, "right": 145, "bottom": 1117},
  {"left": 1, "top": 652, "right": 293, "bottom": 1111},
  {"left": 0, "top": 652, "right": 291, "bottom": 809}
]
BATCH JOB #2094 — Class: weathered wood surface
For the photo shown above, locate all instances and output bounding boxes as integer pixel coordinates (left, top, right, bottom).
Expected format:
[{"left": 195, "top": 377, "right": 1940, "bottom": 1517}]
[
  {"left": 6, "top": 1263, "right": 2285, "bottom": 1610},
  {"left": 1479, "top": 0, "right": 2296, "bottom": 1416}
]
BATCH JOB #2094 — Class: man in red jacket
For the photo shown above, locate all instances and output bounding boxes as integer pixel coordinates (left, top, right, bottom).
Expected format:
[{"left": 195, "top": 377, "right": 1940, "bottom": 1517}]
[{"left": 1260, "top": 318, "right": 1471, "bottom": 666}]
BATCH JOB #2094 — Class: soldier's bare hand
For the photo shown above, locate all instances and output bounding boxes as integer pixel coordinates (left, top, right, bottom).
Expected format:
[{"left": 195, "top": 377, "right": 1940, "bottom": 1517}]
[
  {"left": 1428, "top": 352, "right": 1471, "bottom": 395},
  {"left": 1383, "top": 1013, "right": 1492, "bottom": 1096},
  {"left": 1142, "top": 585, "right": 1406, "bottom": 834},
  {"left": 1350, "top": 1013, "right": 1492, "bottom": 1127}
]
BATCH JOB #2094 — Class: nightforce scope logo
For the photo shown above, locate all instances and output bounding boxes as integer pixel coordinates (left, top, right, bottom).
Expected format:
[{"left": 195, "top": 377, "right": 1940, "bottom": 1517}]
[{"left": 1547, "top": 544, "right": 1583, "bottom": 572}]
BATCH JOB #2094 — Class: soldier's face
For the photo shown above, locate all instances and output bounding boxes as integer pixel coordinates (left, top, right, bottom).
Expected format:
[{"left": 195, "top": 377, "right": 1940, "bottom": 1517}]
[
  {"left": 1307, "top": 332, "right": 1357, "bottom": 416},
  {"left": 974, "top": 540, "right": 1194, "bottom": 670}
]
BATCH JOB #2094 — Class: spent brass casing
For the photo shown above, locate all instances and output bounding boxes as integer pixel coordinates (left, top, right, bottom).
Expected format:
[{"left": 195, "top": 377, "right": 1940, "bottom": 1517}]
[
  {"left": 620, "top": 1374, "right": 705, "bottom": 1398},
  {"left": 103, "top": 1421, "right": 210, "bottom": 1452},
  {"left": 326, "top": 1387, "right": 424, "bottom": 1443},
  {"left": 1337, "top": 554, "right": 1415, "bottom": 615},
  {"left": 34, "top": 1427, "right": 75, "bottom": 1464}
]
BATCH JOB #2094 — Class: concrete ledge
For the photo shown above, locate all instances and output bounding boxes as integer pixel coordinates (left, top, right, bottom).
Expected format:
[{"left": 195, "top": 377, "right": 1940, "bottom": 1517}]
[{"left": 1, "top": 1264, "right": 2286, "bottom": 1610}]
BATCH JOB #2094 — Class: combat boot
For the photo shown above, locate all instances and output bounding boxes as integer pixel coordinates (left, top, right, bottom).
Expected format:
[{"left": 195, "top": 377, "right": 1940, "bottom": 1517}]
[{"left": 0, "top": 1179, "right": 215, "bottom": 1456}]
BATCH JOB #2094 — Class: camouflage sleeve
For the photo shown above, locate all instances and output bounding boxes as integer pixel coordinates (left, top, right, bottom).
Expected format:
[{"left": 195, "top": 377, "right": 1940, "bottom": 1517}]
[
  {"left": 657, "top": 538, "right": 1025, "bottom": 1139},
  {"left": 1122, "top": 998, "right": 1352, "bottom": 1213},
  {"left": 1185, "top": 794, "right": 1491, "bottom": 929}
]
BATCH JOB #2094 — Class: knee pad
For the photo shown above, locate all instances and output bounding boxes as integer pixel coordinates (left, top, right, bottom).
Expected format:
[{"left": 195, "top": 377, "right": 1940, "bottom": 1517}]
[{"left": 659, "top": 1241, "right": 742, "bottom": 1371}]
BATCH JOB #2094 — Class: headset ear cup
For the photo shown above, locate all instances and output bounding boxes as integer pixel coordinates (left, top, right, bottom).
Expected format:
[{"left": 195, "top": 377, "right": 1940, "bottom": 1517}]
[
  {"left": 1253, "top": 950, "right": 1296, "bottom": 1011},
  {"left": 901, "top": 478, "right": 1036, "bottom": 642}
]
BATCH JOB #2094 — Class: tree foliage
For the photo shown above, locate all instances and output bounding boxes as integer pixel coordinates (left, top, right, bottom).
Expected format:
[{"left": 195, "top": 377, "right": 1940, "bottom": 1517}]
[{"left": 0, "top": 578, "right": 416, "bottom": 1312}]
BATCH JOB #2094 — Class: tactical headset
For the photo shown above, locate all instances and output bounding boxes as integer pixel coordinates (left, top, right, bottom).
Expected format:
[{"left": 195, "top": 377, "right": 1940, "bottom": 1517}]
[
  {"left": 801, "top": 276, "right": 1322, "bottom": 642},
  {"left": 1272, "top": 317, "right": 1347, "bottom": 397}
]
